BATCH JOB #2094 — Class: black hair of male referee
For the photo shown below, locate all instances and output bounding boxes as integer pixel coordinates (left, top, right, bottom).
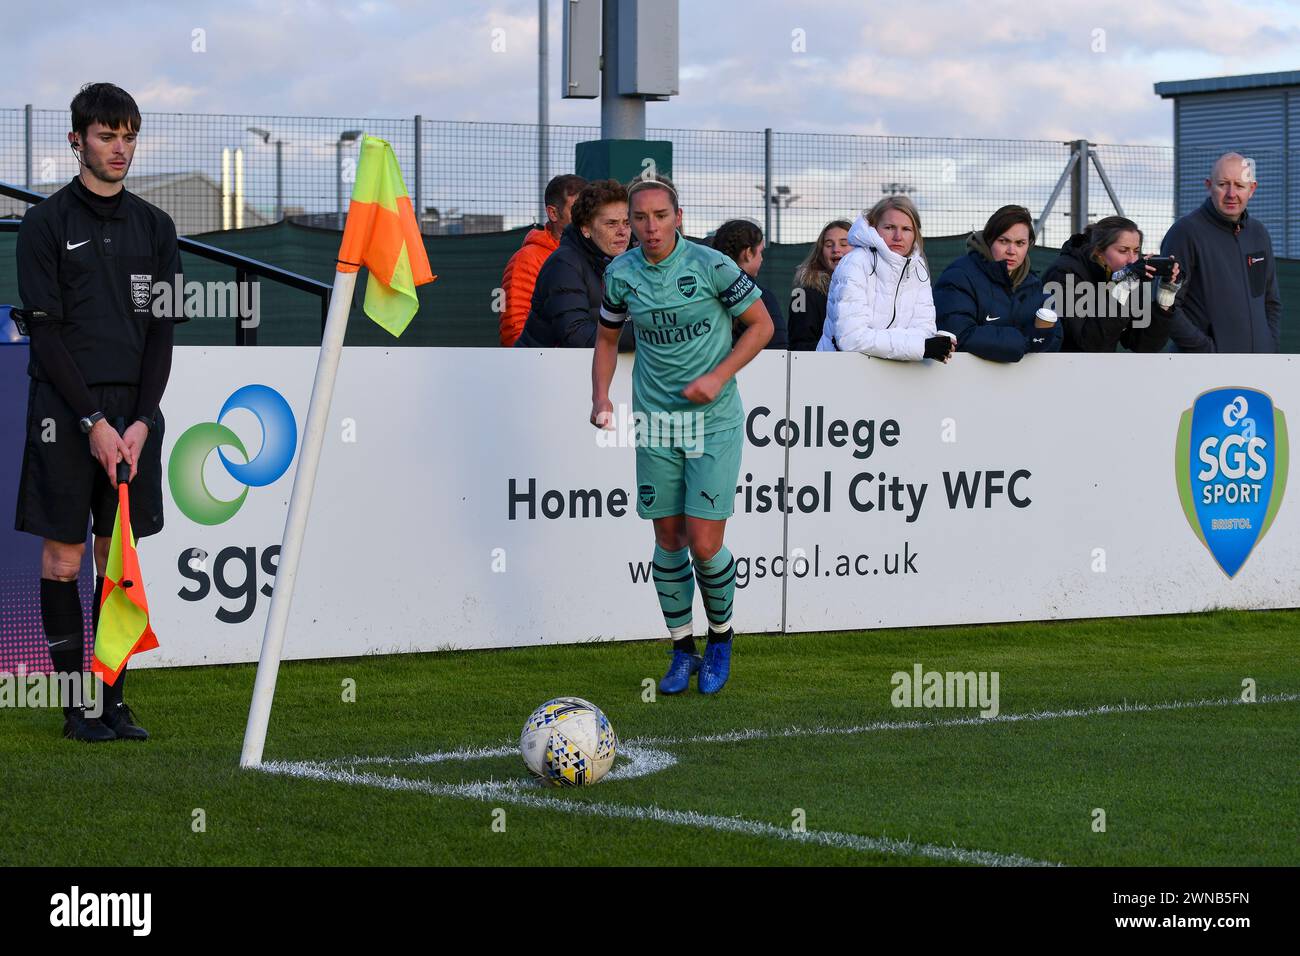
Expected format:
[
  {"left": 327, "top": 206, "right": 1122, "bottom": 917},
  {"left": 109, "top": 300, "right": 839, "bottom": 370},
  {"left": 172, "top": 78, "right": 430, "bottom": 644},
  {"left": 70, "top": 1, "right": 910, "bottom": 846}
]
[{"left": 14, "top": 83, "right": 186, "bottom": 742}]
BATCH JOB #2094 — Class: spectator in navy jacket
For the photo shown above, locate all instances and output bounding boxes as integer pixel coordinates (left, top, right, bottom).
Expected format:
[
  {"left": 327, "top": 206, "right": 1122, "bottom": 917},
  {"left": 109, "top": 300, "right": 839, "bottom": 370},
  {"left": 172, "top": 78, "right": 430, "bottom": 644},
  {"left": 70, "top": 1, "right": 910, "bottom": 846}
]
[
  {"left": 515, "top": 179, "right": 635, "bottom": 349},
  {"left": 935, "top": 205, "right": 1061, "bottom": 362},
  {"left": 1160, "top": 153, "right": 1281, "bottom": 352}
]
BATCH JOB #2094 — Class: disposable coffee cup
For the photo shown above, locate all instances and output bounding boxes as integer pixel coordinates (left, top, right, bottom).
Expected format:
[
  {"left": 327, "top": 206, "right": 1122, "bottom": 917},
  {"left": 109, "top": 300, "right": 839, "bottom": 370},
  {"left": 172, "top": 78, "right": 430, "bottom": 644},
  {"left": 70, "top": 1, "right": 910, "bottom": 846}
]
[{"left": 1035, "top": 308, "right": 1058, "bottom": 326}]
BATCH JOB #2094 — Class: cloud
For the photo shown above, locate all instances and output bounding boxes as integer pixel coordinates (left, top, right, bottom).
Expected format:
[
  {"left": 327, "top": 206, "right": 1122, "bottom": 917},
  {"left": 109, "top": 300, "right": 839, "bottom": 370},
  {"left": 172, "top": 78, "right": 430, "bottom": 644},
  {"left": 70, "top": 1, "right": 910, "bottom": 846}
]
[
  {"left": 2, "top": 0, "right": 1289, "bottom": 243},
  {"left": 4, "top": 0, "right": 1296, "bottom": 143}
]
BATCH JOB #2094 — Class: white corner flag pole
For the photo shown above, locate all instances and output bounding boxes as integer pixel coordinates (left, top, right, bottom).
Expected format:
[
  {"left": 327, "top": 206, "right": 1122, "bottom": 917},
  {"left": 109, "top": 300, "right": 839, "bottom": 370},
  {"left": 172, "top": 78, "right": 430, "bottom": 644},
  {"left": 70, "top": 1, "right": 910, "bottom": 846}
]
[{"left": 240, "top": 267, "right": 358, "bottom": 768}]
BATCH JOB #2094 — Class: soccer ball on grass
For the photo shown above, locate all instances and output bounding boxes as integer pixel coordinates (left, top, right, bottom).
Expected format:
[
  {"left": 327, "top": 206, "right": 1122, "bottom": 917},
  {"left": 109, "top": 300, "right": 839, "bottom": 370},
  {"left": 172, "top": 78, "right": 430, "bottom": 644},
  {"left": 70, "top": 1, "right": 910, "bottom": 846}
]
[{"left": 519, "top": 697, "right": 617, "bottom": 787}]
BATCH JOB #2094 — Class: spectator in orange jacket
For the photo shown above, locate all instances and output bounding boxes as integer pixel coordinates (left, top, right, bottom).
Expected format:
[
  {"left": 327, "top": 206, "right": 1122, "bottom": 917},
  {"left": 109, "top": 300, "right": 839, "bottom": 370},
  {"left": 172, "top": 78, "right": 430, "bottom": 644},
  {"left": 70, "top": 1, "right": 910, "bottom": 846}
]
[{"left": 499, "top": 174, "right": 587, "bottom": 346}]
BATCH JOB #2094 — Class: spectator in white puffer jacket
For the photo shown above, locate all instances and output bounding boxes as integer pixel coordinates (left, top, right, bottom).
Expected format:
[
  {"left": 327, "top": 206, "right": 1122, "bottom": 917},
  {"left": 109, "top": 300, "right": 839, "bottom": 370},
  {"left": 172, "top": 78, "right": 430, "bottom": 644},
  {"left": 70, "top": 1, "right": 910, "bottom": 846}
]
[{"left": 817, "top": 196, "right": 954, "bottom": 363}]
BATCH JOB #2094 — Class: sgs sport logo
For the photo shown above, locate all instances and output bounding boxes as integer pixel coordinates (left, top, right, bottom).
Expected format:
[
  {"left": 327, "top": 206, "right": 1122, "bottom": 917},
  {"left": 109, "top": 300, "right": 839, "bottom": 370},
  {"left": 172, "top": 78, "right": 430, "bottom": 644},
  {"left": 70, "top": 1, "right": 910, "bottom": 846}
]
[
  {"left": 168, "top": 384, "right": 298, "bottom": 623},
  {"left": 1175, "top": 387, "right": 1289, "bottom": 578}
]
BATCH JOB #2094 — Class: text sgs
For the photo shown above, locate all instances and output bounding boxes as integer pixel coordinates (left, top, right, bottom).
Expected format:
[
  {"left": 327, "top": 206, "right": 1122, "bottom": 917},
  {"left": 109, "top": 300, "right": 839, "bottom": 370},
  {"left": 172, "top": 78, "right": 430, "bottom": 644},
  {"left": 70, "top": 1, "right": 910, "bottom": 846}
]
[{"left": 177, "top": 546, "right": 279, "bottom": 624}]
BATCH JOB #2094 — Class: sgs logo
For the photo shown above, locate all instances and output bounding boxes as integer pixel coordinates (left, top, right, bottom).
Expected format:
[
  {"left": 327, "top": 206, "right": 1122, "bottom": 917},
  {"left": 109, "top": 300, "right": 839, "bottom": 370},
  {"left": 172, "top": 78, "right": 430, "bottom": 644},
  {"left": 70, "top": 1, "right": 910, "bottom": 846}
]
[
  {"left": 1176, "top": 388, "right": 1289, "bottom": 578},
  {"left": 168, "top": 384, "right": 297, "bottom": 525},
  {"left": 1196, "top": 395, "right": 1268, "bottom": 502},
  {"left": 168, "top": 384, "right": 297, "bottom": 622},
  {"left": 177, "top": 546, "right": 280, "bottom": 625}
]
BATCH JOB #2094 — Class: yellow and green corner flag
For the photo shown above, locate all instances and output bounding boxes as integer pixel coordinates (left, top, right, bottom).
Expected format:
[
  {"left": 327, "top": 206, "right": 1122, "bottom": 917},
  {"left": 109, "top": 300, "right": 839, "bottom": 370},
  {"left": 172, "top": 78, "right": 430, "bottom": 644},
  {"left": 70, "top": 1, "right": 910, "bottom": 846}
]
[
  {"left": 93, "top": 482, "right": 158, "bottom": 686},
  {"left": 336, "top": 135, "right": 436, "bottom": 337}
]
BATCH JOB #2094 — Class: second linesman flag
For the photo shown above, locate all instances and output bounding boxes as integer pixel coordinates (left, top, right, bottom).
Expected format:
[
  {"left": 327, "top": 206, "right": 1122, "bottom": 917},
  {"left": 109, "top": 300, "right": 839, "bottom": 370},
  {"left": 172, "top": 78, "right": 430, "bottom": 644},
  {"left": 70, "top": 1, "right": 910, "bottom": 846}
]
[{"left": 336, "top": 135, "right": 436, "bottom": 337}]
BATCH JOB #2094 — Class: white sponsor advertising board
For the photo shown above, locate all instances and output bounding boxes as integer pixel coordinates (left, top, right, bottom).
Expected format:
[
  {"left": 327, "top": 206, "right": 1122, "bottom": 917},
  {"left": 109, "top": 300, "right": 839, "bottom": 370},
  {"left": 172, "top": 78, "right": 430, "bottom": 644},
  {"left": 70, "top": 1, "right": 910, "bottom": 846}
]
[
  {"left": 783, "top": 352, "right": 1298, "bottom": 629},
  {"left": 128, "top": 348, "right": 1296, "bottom": 669}
]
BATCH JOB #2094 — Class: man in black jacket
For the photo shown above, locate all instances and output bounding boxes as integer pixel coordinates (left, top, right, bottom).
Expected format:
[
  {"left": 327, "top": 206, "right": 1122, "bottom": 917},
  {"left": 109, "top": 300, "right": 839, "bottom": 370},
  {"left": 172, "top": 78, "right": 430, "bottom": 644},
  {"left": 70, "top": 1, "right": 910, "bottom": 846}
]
[
  {"left": 14, "top": 83, "right": 185, "bottom": 742},
  {"left": 1161, "top": 153, "right": 1282, "bottom": 353}
]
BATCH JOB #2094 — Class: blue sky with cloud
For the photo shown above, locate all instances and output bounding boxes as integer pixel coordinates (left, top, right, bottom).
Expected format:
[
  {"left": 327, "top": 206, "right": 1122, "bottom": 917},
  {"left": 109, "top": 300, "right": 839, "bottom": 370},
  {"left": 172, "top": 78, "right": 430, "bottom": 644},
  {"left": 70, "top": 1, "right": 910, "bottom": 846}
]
[{"left": 5, "top": 0, "right": 1299, "bottom": 143}]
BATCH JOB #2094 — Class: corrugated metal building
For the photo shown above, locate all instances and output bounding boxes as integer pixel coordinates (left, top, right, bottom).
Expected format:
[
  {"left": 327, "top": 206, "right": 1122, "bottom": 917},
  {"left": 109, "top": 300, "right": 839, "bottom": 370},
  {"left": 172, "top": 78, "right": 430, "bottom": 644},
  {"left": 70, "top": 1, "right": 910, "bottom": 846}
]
[
  {"left": 12, "top": 172, "right": 271, "bottom": 236},
  {"left": 1155, "top": 70, "right": 1300, "bottom": 257}
]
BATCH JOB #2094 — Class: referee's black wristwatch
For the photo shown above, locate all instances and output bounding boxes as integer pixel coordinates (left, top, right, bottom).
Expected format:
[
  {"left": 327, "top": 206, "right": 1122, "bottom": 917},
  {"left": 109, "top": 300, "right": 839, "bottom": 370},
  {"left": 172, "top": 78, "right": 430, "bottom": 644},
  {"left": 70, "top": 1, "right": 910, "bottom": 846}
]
[{"left": 79, "top": 411, "right": 105, "bottom": 434}]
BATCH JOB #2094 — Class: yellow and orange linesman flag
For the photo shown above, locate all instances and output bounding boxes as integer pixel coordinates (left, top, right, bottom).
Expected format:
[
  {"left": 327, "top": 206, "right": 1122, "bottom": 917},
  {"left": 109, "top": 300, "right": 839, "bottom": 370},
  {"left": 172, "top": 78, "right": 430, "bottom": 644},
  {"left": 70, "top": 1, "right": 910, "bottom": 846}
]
[
  {"left": 336, "top": 135, "right": 436, "bottom": 337},
  {"left": 93, "top": 481, "right": 159, "bottom": 686}
]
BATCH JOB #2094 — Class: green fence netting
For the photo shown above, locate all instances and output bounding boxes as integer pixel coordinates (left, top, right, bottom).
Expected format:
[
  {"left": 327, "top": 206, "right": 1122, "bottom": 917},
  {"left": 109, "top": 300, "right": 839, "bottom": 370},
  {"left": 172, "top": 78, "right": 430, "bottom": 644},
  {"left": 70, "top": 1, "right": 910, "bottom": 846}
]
[{"left": 2, "top": 221, "right": 1297, "bottom": 352}]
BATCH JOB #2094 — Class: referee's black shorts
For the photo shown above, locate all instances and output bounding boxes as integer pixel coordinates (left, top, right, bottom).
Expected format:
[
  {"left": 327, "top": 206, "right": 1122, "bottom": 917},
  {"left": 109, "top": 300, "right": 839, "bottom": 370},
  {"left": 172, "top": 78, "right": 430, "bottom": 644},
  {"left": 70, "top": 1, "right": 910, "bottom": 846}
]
[{"left": 14, "top": 380, "right": 166, "bottom": 544}]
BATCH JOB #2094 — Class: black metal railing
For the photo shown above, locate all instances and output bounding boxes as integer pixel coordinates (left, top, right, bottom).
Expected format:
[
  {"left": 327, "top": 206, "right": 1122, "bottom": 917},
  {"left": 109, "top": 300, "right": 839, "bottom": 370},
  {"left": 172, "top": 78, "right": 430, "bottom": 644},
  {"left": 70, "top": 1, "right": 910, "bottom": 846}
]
[{"left": 0, "top": 180, "right": 332, "bottom": 343}]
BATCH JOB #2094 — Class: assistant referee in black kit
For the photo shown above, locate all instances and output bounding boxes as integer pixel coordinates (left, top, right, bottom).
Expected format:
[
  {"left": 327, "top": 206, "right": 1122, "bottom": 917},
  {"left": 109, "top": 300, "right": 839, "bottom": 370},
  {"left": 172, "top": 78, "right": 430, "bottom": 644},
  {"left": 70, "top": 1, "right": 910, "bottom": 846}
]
[{"left": 14, "top": 83, "right": 186, "bottom": 742}]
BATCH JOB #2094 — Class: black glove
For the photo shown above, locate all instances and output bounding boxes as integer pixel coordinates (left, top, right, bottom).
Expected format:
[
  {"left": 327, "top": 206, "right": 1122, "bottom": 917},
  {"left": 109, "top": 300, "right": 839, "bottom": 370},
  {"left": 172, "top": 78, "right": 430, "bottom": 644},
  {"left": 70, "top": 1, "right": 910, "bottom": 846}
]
[{"left": 924, "top": 335, "right": 954, "bottom": 360}]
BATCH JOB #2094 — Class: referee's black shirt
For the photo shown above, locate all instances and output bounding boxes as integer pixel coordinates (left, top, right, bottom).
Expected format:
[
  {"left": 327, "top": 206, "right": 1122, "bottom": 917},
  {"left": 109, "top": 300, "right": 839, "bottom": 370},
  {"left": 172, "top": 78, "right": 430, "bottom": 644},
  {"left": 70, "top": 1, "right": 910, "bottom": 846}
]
[{"left": 17, "top": 176, "right": 185, "bottom": 387}]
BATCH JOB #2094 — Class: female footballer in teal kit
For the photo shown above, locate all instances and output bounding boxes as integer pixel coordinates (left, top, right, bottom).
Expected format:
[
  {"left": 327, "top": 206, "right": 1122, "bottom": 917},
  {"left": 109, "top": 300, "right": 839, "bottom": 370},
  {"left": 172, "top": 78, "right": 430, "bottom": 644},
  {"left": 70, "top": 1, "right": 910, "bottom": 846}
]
[{"left": 590, "top": 175, "right": 773, "bottom": 694}]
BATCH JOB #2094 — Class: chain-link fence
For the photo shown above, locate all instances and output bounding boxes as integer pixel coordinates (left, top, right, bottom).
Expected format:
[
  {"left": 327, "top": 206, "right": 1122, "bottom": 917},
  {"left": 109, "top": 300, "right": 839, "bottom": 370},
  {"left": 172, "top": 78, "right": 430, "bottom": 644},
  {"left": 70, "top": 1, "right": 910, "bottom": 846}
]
[
  {"left": 5, "top": 106, "right": 1300, "bottom": 352},
  {"left": 2, "top": 106, "right": 1184, "bottom": 250}
]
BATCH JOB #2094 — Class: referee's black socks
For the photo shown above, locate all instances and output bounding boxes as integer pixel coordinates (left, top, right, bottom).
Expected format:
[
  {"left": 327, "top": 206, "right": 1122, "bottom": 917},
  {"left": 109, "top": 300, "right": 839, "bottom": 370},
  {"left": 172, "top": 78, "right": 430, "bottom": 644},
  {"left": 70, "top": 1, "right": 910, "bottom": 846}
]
[
  {"left": 91, "top": 574, "right": 128, "bottom": 710},
  {"left": 40, "top": 577, "right": 85, "bottom": 701}
]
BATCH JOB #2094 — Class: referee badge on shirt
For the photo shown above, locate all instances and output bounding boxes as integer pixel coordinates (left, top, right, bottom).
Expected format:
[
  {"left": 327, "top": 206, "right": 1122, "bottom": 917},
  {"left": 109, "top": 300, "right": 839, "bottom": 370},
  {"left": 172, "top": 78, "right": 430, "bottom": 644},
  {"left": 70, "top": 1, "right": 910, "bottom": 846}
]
[
  {"left": 677, "top": 275, "right": 697, "bottom": 298},
  {"left": 131, "top": 274, "right": 153, "bottom": 312}
]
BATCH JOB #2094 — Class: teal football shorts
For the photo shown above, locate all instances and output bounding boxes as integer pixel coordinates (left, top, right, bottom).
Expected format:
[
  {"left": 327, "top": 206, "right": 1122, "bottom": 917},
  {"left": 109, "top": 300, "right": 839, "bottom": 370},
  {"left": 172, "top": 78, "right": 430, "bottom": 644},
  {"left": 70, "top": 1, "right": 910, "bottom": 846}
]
[{"left": 634, "top": 424, "right": 743, "bottom": 520}]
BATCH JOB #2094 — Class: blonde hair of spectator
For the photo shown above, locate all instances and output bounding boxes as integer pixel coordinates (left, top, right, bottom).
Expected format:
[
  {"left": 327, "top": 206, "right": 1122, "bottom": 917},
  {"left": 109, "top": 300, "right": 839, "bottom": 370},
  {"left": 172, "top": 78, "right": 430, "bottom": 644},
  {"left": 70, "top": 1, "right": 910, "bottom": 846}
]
[{"left": 866, "top": 195, "right": 926, "bottom": 260}]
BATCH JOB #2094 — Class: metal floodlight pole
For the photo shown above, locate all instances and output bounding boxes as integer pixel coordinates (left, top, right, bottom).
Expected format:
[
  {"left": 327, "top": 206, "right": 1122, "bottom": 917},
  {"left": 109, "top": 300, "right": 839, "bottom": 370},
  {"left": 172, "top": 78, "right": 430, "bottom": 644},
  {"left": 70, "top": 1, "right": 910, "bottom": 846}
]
[
  {"left": 1070, "top": 138, "right": 1090, "bottom": 236},
  {"left": 600, "top": 0, "right": 645, "bottom": 140},
  {"left": 275, "top": 139, "right": 284, "bottom": 222},
  {"left": 755, "top": 185, "right": 798, "bottom": 245},
  {"left": 249, "top": 126, "right": 286, "bottom": 223},
  {"left": 539, "top": 0, "right": 549, "bottom": 222},
  {"left": 763, "top": 129, "right": 773, "bottom": 244},
  {"left": 24, "top": 104, "right": 33, "bottom": 191},
  {"left": 413, "top": 115, "right": 423, "bottom": 232}
]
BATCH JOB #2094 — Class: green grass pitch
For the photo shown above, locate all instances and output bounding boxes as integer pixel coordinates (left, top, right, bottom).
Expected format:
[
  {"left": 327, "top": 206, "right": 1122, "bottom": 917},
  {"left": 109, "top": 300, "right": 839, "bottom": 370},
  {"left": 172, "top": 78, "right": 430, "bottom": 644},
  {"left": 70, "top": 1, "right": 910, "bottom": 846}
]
[{"left": 2, "top": 609, "right": 1296, "bottom": 866}]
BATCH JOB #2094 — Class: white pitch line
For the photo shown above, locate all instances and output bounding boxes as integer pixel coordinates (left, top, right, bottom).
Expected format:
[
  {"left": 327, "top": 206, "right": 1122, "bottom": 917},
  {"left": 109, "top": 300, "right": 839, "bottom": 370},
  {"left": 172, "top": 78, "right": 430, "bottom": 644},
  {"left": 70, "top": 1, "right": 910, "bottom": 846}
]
[
  {"left": 317, "top": 692, "right": 1300, "bottom": 768},
  {"left": 627, "top": 692, "right": 1300, "bottom": 748},
  {"left": 256, "top": 693, "right": 1296, "bottom": 868},
  {"left": 259, "top": 759, "right": 1060, "bottom": 867},
  {"left": 318, "top": 743, "right": 519, "bottom": 768},
  {"left": 316, "top": 744, "right": 676, "bottom": 780}
]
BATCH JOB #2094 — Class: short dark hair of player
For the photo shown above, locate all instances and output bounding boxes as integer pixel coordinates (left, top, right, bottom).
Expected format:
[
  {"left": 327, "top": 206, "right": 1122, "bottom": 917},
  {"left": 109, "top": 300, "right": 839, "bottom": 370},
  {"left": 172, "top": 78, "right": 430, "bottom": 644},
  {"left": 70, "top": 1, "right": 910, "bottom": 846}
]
[
  {"left": 711, "top": 219, "right": 764, "bottom": 264},
  {"left": 70, "top": 83, "right": 142, "bottom": 139},
  {"left": 570, "top": 179, "right": 629, "bottom": 229},
  {"left": 544, "top": 174, "right": 588, "bottom": 212},
  {"left": 627, "top": 174, "right": 679, "bottom": 213},
  {"left": 981, "top": 204, "right": 1035, "bottom": 249}
]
